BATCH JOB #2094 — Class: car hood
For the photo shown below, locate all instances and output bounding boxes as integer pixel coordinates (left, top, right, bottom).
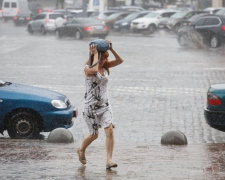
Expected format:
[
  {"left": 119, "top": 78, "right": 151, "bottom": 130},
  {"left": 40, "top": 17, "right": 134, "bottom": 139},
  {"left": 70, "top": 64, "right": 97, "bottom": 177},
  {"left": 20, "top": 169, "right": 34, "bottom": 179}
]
[{"left": 0, "top": 83, "right": 66, "bottom": 101}]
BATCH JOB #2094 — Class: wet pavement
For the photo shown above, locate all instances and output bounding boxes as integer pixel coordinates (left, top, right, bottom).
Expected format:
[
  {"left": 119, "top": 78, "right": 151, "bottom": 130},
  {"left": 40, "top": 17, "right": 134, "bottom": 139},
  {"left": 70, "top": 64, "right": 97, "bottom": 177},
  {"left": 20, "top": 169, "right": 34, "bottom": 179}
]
[
  {"left": 1, "top": 21, "right": 225, "bottom": 179},
  {"left": 1, "top": 139, "right": 225, "bottom": 179}
]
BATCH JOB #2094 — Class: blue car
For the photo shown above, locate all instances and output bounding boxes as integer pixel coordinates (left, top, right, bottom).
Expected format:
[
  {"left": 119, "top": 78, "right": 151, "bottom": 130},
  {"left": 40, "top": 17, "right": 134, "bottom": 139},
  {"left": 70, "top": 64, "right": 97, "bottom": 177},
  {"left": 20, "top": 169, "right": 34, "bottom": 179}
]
[
  {"left": 0, "top": 80, "right": 76, "bottom": 139},
  {"left": 204, "top": 84, "right": 225, "bottom": 132}
]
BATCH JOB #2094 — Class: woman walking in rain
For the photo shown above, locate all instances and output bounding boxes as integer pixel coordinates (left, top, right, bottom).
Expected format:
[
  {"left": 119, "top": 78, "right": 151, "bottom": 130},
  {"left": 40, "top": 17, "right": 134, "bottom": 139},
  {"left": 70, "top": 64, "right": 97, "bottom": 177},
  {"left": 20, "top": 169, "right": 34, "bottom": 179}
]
[{"left": 77, "top": 40, "right": 123, "bottom": 169}]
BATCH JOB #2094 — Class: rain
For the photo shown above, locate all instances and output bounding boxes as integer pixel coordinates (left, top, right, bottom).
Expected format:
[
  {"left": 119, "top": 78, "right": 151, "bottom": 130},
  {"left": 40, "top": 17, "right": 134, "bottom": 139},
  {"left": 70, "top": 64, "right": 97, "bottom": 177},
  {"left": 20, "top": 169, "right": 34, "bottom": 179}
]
[{"left": 1, "top": 0, "right": 225, "bottom": 179}]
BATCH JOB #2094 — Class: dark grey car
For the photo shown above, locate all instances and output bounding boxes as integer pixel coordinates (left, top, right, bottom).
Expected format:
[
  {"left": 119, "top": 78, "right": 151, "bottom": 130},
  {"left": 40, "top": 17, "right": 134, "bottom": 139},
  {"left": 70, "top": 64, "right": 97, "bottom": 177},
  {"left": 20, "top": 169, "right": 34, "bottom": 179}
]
[
  {"left": 177, "top": 15, "right": 225, "bottom": 48},
  {"left": 55, "top": 17, "right": 109, "bottom": 39}
]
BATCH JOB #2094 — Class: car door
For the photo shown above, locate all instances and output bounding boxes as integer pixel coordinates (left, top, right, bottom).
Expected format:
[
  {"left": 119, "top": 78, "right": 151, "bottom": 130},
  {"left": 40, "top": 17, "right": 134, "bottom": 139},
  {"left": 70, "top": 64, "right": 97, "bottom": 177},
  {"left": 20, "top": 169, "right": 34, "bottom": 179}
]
[
  {"left": 36, "top": 13, "right": 46, "bottom": 31},
  {"left": 194, "top": 17, "right": 207, "bottom": 37},
  {"left": 31, "top": 14, "right": 41, "bottom": 31}
]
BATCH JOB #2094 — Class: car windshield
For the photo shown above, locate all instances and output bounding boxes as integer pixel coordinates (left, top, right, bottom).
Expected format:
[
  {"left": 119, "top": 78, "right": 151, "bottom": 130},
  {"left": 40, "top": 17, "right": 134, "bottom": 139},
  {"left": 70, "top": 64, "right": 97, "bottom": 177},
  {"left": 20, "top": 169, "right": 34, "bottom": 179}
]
[
  {"left": 188, "top": 13, "right": 207, "bottom": 22},
  {"left": 49, "top": 14, "right": 64, "bottom": 19},
  {"left": 122, "top": 12, "right": 139, "bottom": 21},
  {"left": 108, "top": 12, "right": 124, "bottom": 19},
  {"left": 171, "top": 11, "right": 189, "bottom": 18},
  {"left": 144, "top": 12, "right": 160, "bottom": 18}
]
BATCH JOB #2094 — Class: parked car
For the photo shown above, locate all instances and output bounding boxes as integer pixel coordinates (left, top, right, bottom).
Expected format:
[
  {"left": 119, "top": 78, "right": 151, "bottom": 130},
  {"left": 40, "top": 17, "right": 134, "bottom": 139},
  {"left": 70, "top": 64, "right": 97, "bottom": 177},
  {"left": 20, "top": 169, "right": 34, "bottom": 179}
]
[
  {"left": 113, "top": 11, "right": 151, "bottom": 32},
  {"left": 0, "top": 80, "right": 76, "bottom": 139},
  {"left": 55, "top": 17, "right": 109, "bottom": 39},
  {"left": 27, "top": 12, "right": 65, "bottom": 35},
  {"left": 204, "top": 84, "right": 225, "bottom": 132},
  {"left": 177, "top": 15, "right": 225, "bottom": 48},
  {"left": 130, "top": 10, "right": 177, "bottom": 34},
  {"left": 167, "top": 10, "right": 204, "bottom": 32},
  {"left": 104, "top": 11, "right": 131, "bottom": 29}
]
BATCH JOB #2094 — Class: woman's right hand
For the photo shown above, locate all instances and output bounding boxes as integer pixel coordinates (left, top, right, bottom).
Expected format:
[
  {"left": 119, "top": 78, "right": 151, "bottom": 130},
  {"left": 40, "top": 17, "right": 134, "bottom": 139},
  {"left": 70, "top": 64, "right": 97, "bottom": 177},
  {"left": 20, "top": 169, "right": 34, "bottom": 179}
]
[{"left": 90, "top": 44, "right": 98, "bottom": 55}]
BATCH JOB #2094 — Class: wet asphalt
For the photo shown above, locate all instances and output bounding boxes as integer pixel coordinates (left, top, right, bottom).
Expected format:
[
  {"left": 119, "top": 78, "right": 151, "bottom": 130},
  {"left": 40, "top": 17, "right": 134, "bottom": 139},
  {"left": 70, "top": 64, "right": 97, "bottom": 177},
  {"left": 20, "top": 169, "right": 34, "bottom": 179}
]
[{"left": 1, "top": 21, "right": 225, "bottom": 179}]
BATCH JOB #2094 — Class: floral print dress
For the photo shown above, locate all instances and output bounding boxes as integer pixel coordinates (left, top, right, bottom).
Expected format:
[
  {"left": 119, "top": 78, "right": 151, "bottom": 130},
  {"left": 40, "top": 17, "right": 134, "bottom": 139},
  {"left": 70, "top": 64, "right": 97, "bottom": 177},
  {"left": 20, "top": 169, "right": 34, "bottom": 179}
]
[{"left": 83, "top": 68, "right": 113, "bottom": 135}]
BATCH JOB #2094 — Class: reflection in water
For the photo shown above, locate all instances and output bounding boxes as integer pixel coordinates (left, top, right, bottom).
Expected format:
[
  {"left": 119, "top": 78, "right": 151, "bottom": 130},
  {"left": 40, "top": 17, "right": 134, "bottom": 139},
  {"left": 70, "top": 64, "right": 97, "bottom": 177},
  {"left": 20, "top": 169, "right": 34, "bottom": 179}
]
[
  {"left": 205, "top": 144, "right": 225, "bottom": 178},
  {"left": 76, "top": 165, "right": 117, "bottom": 180},
  {"left": 106, "top": 169, "right": 117, "bottom": 180}
]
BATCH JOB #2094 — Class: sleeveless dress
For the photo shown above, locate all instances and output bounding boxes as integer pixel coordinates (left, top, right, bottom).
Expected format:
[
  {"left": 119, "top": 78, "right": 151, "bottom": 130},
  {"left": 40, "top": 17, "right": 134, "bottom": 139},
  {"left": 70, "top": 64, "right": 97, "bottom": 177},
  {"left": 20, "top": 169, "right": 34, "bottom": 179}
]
[{"left": 83, "top": 68, "right": 113, "bottom": 135}]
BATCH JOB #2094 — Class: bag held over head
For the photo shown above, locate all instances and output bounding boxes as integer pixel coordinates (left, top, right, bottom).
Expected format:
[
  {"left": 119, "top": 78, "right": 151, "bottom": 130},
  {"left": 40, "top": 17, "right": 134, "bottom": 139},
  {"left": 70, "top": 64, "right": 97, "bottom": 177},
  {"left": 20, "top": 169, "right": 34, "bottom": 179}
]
[{"left": 89, "top": 39, "right": 110, "bottom": 52}]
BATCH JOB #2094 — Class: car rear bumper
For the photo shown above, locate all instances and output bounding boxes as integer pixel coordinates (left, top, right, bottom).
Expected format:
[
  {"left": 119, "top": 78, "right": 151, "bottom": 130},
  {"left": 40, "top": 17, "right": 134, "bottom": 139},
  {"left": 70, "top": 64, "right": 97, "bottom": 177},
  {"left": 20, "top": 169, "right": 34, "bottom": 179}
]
[
  {"left": 85, "top": 31, "right": 108, "bottom": 37},
  {"left": 204, "top": 108, "right": 225, "bottom": 132},
  {"left": 41, "top": 106, "right": 76, "bottom": 131}
]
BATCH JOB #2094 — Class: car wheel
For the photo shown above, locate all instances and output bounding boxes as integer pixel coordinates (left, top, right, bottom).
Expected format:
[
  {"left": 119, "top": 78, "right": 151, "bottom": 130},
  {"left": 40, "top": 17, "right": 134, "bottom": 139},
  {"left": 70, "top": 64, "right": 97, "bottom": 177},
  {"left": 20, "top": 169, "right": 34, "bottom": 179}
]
[
  {"left": 28, "top": 25, "right": 33, "bottom": 34},
  {"left": 41, "top": 26, "right": 46, "bottom": 35},
  {"left": 55, "top": 30, "right": 61, "bottom": 39},
  {"left": 178, "top": 34, "right": 188, "bottom": 47},
  {"left": 210, "top": 35, "right": 220, "bottom": 48},
  {"left": 75, "top": 30, "right": 82, "bottom": 39},
  {"left": 148, "top": 24, "right": 156, "bottom": 34},
  {"left": 7, "top": 111, "right": 40, "bottom": 139},
  {"left": 142, "top": 24, "right": 156, "bottom": 35}
]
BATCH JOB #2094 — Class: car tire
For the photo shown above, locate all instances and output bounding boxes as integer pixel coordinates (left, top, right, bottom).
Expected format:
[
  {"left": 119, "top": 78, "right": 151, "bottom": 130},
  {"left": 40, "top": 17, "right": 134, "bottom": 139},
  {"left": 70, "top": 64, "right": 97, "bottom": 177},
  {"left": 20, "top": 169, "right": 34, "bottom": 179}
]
[
  {"left": 41, "top": 26, "right": 46, "bottom": 35},
  {"left": 178, "top": 33, "right": 188, "bottom": 47},
  {"left": 7, "top": 111, "right": 40, "bottom": 139},
  {"left": 28, "top": 25, "right": 33, "bottom": 34},
  {"left": 55, "top": 30, "right": 61, "bottom": 39},
  {"left": 142, "top": 24, "right": 156, "bottom": 35},
  {"left": 148, "top": 24, "right": 156, "bottom": 34},
  {"left": 209, "top": 35, "right": 220, "bottom": 48},
  {"left": 75, "top": 30, "right": 82, "bottom": 40}
]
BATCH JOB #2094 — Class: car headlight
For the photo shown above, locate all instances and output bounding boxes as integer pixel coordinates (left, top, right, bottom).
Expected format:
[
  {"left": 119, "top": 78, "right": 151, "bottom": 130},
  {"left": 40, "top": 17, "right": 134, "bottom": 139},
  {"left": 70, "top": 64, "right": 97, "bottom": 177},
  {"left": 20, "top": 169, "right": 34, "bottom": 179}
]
[{"left": 51, "top": 100, "right": 67, "bottom": 109}]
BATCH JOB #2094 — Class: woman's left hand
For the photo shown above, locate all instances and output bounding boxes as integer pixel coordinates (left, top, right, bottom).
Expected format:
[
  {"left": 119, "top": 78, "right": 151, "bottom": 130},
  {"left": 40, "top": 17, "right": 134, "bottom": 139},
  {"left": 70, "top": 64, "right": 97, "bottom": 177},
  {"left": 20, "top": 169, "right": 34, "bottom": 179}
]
[{"left": 107, "top": 40, "right": 112, "bottom": 50}]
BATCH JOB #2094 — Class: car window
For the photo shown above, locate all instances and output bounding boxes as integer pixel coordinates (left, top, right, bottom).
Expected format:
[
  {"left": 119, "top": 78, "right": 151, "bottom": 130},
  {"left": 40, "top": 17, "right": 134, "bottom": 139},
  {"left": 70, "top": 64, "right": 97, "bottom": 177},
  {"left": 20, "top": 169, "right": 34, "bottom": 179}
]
[
  {"left": 195, "top": 18, "right": 205, "bottom": 26},
  {"left": 40, "top": 14, "right": 46, "bottom": 19},
  {"left": 49, "top": 14, "right": 64, "bottom": 19},
  {"left": 123, "top": 12, "right": 139, "bottom": 21},
  {"left": 4, "top": 2, "right": 9, "bottom": 8},
  {"left": 11, "top": 2, "right": 17, "bottom": 8},
  {"left": 203, "top": 17, "right": 220, "bottom": 26},
  {"left": 144, "top": 12, "right": 160, "bottom": 18},
  {"left": 171, "top": 11, "right": 189, "bottom": 18}
]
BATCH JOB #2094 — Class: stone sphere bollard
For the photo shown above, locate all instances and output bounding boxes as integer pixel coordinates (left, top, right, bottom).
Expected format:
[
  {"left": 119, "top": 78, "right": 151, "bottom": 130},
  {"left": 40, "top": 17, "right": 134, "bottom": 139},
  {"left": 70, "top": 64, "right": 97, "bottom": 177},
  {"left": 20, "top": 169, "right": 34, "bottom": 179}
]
[
  {"left": 47, "top": 128, "right": 74, "bottom": 143},
  {"left": 161, "top": 130, "right": 188, "bottom": 145}
]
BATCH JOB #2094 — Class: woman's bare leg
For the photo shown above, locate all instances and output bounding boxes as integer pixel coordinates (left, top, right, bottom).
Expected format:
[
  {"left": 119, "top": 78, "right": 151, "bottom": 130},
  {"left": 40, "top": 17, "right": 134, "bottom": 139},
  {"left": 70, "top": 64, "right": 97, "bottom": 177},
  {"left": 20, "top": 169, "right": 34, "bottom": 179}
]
[
  {"left": 104, "top": 124, "right": 115, "bottom": 164},
  {"left": 78, "top": 134, "right": 98, "bottom": 164}
]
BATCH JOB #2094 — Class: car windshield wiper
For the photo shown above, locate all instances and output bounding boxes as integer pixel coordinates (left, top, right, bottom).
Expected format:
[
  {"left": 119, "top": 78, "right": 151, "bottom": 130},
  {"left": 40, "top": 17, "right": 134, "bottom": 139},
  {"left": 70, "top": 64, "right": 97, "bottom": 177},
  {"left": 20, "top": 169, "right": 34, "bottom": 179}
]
[{"left": 0, "top": 82, "right": 12, "bottom": 87}]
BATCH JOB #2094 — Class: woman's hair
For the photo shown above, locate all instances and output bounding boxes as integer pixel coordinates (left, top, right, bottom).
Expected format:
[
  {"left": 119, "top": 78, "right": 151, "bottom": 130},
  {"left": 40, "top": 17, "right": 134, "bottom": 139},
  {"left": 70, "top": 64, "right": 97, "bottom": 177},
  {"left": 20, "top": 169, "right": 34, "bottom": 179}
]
[{"left": 86, "top": 51, "right": 110, "bottom": 74}]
